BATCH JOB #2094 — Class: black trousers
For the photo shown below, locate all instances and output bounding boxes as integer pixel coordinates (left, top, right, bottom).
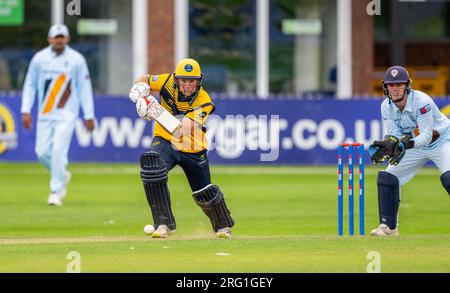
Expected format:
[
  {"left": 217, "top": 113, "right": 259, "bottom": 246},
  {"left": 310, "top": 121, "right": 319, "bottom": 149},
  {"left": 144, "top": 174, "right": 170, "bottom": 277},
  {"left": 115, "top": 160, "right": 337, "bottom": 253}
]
[{"left": 149, "top": 136, "right": 211, "bottom": 192}]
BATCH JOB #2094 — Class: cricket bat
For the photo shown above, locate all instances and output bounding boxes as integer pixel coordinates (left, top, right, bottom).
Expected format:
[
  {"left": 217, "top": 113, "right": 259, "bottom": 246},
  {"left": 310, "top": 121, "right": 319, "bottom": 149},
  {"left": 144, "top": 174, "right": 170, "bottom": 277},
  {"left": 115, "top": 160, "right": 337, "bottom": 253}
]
[{"left": 145, "top": 97, "right": 182, "bottom": 133}]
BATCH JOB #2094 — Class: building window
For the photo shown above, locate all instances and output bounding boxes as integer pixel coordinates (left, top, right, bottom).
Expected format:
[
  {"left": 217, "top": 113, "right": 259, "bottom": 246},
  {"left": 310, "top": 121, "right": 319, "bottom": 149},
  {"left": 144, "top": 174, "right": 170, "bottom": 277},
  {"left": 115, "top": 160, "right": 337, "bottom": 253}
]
[
  {"left": 64, "top": 0, "right": 132, "bottom": 95},
  {"left": 374, "top": 0, "right": 391, "bottom": 40},
  {"left": 0, "top": 0, "right": 51, "bottom": 91},
  {"left": 374, "top": 0, "right": 450, "bottom": 41},
  {"left": 269, "top": 0, "right": 337, "bottom": 96},
  {"left": 405, "top": 2, "right": 449, "bottom": 39},
  {"left": 0, "top": 0, "right": 132, "bottom": 95},
  {"left": 189, "top": 0, "right": 256, "bottom": 96}
]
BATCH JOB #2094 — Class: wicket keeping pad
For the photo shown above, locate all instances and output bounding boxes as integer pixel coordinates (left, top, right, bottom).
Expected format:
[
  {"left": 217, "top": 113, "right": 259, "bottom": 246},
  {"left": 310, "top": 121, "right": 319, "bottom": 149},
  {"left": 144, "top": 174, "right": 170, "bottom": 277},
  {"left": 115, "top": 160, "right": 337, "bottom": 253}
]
[
  {"left": 377, "top": 171, "right": 400, "bottom": 229},
  {"left": 140, "top": 152, "right": 176, "bottom": 230},
  {"left": 440, "top": 170, "right": 450, "bottom": 196},
  {"left": 192, "top": 184, "right": 234, "bottom": 232}
]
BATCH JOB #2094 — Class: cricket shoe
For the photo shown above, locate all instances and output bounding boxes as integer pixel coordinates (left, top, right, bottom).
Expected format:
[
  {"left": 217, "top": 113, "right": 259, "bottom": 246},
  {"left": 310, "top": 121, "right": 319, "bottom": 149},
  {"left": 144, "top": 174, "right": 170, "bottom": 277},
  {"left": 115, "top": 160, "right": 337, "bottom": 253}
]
[
  {"left": 60, "top": 171, "right": 72, "bottom": 199},
  {"left": 216, "top": 227, "right": 232, "bottom": 239},
  {"left": 370, "top": 224, "right": 399, "bottom": 236},
  {"left": 48, "top": 192, "right": 63, "bottom": 207},
  {"left": 152, "top": 225, "right": 175, "bottom": 238}
]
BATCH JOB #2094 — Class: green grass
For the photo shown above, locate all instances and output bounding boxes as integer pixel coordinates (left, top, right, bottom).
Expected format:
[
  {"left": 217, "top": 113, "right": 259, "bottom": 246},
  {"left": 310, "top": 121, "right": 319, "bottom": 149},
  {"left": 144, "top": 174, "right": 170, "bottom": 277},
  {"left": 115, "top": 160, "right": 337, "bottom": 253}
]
[{"left": 0, "top": 163, "right": 449, "bottom": 272}]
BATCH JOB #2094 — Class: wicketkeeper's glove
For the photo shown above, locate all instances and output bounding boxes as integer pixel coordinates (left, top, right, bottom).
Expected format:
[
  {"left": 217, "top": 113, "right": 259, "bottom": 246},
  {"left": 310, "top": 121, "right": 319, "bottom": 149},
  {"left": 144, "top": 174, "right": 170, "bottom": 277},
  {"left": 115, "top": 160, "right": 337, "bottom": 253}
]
[
  {"left": 388, "top": 134, "right": 415, "bottom": 165},
  {"left": 368, "top": 134, "right": 413, "bottom": 165}
]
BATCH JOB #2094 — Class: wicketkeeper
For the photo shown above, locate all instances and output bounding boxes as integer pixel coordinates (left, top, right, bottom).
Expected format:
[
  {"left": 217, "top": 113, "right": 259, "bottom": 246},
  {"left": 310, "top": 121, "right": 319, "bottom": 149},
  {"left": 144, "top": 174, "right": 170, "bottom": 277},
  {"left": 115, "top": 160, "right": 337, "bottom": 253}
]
[
  {"left": 368, "top": 65, "right": 450, "bottom": 236},
  {"left": 129, "top": 58, "right": 234, "bottom": 238}
]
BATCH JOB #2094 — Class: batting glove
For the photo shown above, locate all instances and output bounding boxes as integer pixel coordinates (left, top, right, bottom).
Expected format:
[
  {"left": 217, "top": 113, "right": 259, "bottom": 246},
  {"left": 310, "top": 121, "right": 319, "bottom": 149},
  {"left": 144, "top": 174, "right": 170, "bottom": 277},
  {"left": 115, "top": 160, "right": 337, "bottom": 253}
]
[
  {"left": 129, "top": 82, "right": 151, "bottom": 103},
  {"left": 136, "top": 96, "right": 157, "bottom": 121}
]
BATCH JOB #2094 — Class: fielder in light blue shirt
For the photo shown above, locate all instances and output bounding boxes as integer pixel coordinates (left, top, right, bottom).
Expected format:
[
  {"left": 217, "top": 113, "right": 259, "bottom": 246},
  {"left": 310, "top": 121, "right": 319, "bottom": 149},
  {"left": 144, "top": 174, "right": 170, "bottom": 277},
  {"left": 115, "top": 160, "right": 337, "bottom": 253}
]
[
  {"left": 369, "top": 65, "right": 450, "bottom": 236},
  {"left": 21, "top": 24, "right": 95, "bottom": 206}
]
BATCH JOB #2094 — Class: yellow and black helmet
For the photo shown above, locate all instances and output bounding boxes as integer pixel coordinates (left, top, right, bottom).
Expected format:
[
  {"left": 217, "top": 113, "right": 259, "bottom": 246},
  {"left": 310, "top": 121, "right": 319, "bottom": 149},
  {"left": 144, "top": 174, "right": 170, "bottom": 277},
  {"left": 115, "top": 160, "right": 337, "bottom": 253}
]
[{"left": 174, "top": 58, "right": 203, "bottom": 102}]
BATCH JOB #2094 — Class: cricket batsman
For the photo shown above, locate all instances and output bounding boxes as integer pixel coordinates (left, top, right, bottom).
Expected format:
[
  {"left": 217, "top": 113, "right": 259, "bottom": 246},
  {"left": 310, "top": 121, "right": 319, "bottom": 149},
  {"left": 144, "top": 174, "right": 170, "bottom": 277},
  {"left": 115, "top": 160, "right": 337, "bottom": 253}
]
[
  {"left": 368, "top": 65, "right": 450, "bottom": 236},
  {"left": 128, "top": 58, "right": 234, "bottom": 238}
]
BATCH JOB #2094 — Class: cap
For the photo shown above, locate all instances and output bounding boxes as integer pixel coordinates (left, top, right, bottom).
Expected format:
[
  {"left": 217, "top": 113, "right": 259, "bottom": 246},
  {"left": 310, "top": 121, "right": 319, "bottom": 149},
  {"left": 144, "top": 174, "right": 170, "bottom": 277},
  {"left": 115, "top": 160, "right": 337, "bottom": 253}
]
[{"left": 48, "top": 24, "right": 70, "bottom": 38}]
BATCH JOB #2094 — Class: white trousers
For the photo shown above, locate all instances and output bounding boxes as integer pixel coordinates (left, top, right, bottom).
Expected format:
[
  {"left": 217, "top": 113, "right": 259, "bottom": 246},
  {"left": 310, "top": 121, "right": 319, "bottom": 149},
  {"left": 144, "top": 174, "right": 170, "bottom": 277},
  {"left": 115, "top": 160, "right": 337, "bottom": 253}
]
[
  {"left": 35, "top": 119, "right": 75, "bottom": 193},
  {"left": 386, "top": 136, "right": 450, "bottom": 186}
]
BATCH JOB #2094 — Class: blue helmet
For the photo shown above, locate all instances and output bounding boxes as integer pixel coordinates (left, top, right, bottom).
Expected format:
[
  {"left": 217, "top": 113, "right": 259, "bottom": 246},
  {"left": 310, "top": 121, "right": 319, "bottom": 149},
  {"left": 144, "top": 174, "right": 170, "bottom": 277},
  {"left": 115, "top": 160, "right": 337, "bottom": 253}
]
[{"left": 382, "top": 65, "right": 412, "bottom": 99}]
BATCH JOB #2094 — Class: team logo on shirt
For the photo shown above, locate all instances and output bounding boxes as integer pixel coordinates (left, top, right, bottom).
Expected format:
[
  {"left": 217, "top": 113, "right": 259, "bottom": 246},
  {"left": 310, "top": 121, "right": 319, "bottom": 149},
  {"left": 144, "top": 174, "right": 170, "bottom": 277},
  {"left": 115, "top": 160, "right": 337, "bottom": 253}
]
[
  {"left": 42, "top": 74, "right": 71, "bottom": 114},
  {"left": 391, "top": 69, "right": 398, "bottom": 77},
  {"left": 0, "top": 103, "right": 18, "bottom": 155},
  {"left": 152, "top": 75, "right": 159, "bottom": 82},
  {"left": 419, "top": 104, "right": 431, "bottom": 115}
]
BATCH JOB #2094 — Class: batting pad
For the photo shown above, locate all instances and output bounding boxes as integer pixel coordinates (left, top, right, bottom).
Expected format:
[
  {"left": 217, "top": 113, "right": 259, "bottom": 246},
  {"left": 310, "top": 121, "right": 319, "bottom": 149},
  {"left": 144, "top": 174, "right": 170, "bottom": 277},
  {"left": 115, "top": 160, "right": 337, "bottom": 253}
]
[
  {"left": 193, "top": 184, "right": 234, "bottom": 232},
  {"left": 140, "top": 152, "right": 176, "bottom": 230}
]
